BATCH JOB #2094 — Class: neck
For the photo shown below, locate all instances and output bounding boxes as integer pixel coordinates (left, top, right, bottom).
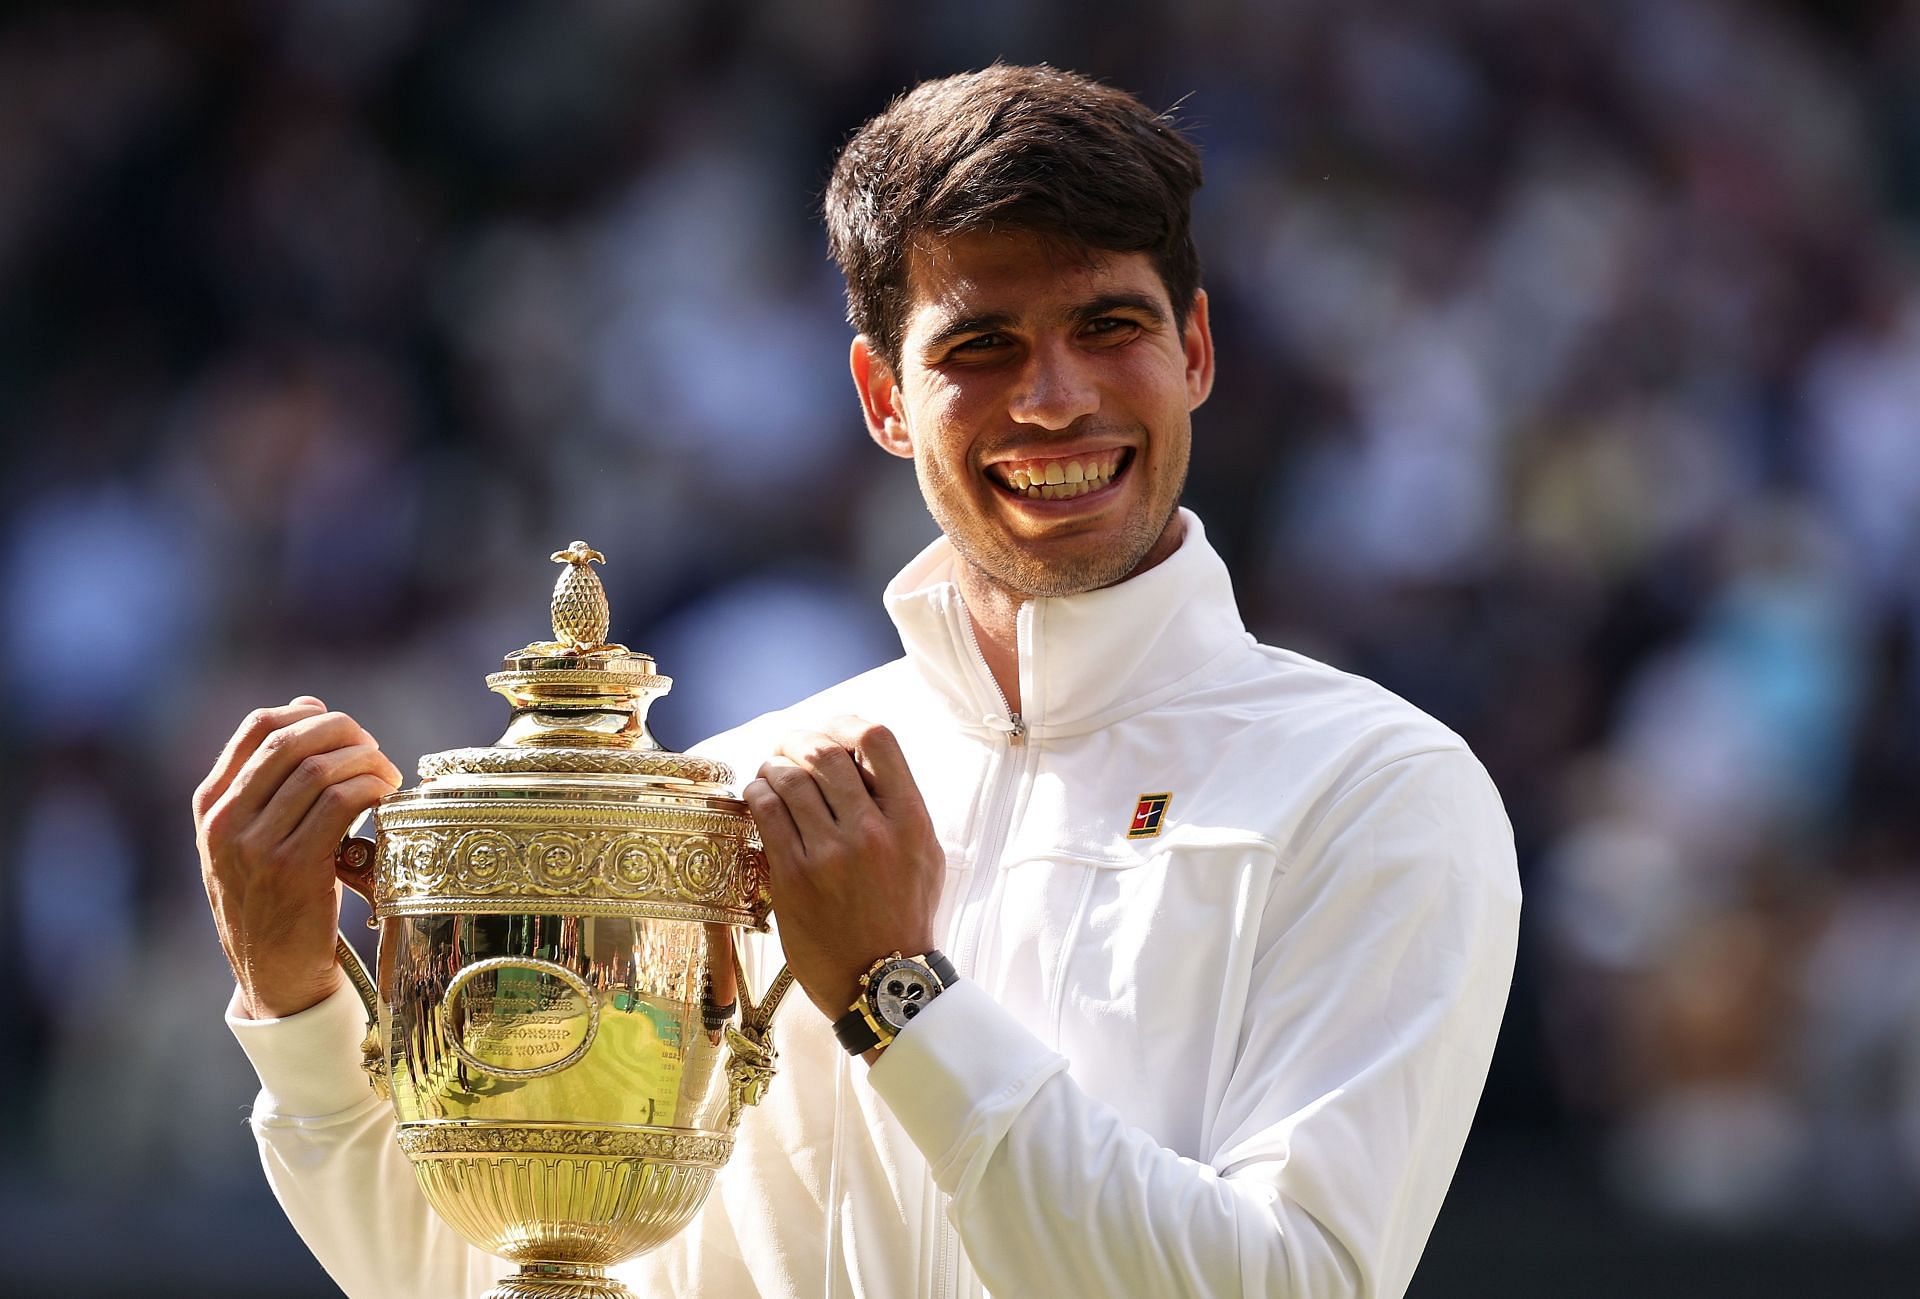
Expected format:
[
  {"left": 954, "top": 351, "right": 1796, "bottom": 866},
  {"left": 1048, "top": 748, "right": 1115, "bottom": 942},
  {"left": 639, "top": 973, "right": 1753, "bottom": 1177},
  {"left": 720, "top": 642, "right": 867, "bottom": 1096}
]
[
  {"left": 953, "top": 511, "right": 1189, "bottom": 718},
  {"left": 955, "top": 567, "right": 1025, "bottom": 713}
]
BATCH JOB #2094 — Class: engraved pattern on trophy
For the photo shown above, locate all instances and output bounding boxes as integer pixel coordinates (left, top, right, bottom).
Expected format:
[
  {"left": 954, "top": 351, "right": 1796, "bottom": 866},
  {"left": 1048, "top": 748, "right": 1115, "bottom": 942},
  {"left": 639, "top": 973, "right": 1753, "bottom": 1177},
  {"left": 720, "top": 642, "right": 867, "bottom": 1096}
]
[
  {"left": 417, "top": 748, "right": 729, "bottom": 782},
  {"left": 608, "top": 834, "right": 667, "bottom": 892},
  {"left": 411, "top": 1150, "right": 720, "bottom": 1286},
  {"left": 398, "top": 1126, "right": 733, "bottom": 1163},
  {"left": 323, "top": 541, "right": 793, "bottom": 1299},
  {"left": 370, "top": 815, "right": 768, "bottom": 917},
  {"left": 451, "top": 828, "right": 520, "bottom": 891},
  {"left": 674, "top": 835, "right": 727, "bottom": 901},
  {"left": 528, "top": 830, "right": 592, "bottom": 887}
]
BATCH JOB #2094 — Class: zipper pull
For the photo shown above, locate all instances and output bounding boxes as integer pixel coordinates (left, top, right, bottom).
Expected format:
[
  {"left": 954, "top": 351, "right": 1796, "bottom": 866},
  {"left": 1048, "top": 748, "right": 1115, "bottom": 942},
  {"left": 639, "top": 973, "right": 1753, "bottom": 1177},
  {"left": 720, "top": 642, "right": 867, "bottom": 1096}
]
[{"left": 983, "top": 712, "right": 1026, "bottom": 746}]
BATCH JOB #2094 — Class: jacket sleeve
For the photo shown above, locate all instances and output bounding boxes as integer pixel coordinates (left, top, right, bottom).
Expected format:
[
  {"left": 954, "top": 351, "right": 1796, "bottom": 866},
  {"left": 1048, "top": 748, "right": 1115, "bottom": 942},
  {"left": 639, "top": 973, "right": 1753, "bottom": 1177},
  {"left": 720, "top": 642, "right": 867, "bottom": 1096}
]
[
  {"left": 865, "top": 747, "right": 1522, "bottom": 1299},
  {"left": 227, "top": 981, "right": 492, "bottom": 1298}
]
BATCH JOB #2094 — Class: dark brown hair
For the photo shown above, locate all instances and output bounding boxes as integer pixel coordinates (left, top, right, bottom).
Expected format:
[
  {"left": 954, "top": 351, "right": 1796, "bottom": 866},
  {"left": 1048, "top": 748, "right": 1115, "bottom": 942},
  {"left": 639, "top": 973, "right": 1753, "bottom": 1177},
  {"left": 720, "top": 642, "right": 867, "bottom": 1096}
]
[{"left": 824, "top": 64, "right": 1204, "bottom": 372}]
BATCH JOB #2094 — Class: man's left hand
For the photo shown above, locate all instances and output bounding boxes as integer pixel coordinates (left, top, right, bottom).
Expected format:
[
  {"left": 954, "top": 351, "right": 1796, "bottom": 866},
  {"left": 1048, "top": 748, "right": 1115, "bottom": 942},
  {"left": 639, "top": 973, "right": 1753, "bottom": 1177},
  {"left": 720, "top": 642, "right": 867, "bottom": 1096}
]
[{"left": 745, "top": 718, "right": 944, "bottom": 1022}]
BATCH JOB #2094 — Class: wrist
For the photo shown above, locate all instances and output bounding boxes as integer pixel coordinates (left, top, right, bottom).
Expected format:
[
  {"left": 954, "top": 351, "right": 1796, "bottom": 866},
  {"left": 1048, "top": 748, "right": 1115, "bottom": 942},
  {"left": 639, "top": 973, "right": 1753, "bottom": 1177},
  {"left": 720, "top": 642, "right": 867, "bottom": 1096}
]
[
  {"left": 240, "top": 965, "right": 346, "bottom": 1021},
  {"left": 819, "top": 935, "right": 937, "bottom": 1018},
  {"left": 832, "top": 948, "right": 958, "bottom": 1056}
]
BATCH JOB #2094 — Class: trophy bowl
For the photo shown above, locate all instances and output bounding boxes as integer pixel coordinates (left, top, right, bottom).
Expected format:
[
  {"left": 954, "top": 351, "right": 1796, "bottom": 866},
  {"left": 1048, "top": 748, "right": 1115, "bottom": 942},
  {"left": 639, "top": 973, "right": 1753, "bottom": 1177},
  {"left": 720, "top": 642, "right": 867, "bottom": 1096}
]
[{"left": 330, "top": 542, "right": 790, "bottom": 1299}]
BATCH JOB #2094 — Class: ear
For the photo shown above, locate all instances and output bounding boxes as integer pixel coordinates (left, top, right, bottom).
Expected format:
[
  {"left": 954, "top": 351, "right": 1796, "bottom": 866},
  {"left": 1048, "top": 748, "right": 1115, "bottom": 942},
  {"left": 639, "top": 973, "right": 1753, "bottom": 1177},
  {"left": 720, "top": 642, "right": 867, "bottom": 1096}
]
[
  {"left": 1183, "top": 290, "right": 1216, "bottom": 411},
  {"left": 851, "top": 336, "right": 914, "bottom": 459}
]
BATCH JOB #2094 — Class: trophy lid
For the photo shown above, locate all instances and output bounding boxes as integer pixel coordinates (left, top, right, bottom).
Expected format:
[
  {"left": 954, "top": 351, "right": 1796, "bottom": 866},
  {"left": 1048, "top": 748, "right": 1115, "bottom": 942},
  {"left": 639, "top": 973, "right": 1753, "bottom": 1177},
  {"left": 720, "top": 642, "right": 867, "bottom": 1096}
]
[{"left": 414, "top": 541, "right": 733, "bottom": 787}]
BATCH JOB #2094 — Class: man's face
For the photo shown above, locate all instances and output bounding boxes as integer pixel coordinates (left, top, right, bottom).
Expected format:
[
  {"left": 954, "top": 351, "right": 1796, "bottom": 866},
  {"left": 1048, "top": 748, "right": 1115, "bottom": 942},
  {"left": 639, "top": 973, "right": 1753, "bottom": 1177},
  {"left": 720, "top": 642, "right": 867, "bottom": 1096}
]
[{"left": 852, "top": 230, "right": 1214, "bottom": 600}]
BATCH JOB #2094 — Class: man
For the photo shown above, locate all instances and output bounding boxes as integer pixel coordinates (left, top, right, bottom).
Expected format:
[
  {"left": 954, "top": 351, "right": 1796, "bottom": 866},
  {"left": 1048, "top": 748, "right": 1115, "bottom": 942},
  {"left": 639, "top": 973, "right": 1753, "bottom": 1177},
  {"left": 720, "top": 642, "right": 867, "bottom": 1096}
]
[{"left": 197, "top": 64, "right": 1519, "bottom": 1298}]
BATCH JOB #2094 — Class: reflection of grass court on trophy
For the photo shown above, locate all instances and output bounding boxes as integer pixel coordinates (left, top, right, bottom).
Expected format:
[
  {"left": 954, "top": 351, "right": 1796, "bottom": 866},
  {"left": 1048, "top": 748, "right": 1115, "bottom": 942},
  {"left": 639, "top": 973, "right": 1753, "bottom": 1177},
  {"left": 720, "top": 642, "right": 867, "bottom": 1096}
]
[{"left": 391, "top": 916, "right": 731, "bottom": 1132}]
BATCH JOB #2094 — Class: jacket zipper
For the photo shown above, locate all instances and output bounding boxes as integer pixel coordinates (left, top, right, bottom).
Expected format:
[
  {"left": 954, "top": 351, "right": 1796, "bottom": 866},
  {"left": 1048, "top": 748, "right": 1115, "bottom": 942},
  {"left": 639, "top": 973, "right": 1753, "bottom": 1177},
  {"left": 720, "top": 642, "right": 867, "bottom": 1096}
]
[
  {"left": 953, "top": 604, "right": 1027, "bottom": 981},
  {"left": 934, "top": 606, "right": 1030, "bottom": 1299},
  {"left": 958, "top": 602, "right": 1026, "bottom": 750}
]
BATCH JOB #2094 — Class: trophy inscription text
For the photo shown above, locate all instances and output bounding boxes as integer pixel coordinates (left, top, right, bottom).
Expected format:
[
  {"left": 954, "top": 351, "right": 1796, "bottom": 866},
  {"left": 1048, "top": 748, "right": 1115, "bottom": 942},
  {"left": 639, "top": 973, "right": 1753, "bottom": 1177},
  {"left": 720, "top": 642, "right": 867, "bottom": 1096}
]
[{"left": 441, "top": 957, "right": 600, "bottom": 1078}]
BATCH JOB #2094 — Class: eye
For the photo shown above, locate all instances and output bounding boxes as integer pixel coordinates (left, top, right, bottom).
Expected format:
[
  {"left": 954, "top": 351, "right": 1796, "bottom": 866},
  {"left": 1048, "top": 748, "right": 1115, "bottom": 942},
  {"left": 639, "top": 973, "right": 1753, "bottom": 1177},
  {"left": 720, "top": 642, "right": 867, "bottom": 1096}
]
[
  {"left": 951, "top": 332, "right": 1009, "bottom": 356},
  {"left": 1081, "top": 317, "right": 1141, "bottom": 344}
]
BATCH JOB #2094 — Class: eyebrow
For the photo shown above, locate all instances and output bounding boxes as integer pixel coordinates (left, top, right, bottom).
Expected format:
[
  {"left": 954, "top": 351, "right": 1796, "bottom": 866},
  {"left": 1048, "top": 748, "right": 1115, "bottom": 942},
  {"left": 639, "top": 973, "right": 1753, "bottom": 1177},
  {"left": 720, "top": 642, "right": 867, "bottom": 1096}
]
[
  {"left": 920, "top": 292, "right": 1172, "bottom": 355},
  {"left": 1072, "top": 292, "right": 1171, "bottom": 327},
  {"left": 922, "top": 311, "right": 1019, "bottom": 355}
]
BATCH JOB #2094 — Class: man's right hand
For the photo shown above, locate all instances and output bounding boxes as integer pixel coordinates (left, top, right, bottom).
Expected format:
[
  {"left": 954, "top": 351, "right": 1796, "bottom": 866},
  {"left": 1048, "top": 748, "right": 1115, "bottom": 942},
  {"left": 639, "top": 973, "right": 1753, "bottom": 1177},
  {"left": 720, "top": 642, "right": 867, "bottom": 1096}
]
[{"left": 193, "top": 697, "right": 402, "bottom": 1020}]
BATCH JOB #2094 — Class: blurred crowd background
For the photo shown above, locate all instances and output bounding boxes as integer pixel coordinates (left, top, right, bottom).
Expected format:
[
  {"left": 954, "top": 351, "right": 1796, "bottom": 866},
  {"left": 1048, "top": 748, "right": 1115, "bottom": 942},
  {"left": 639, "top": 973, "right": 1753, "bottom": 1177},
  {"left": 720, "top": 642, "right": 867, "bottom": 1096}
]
[{"left": 3, "top": 1, "right": 1918, "bottom": 1294}]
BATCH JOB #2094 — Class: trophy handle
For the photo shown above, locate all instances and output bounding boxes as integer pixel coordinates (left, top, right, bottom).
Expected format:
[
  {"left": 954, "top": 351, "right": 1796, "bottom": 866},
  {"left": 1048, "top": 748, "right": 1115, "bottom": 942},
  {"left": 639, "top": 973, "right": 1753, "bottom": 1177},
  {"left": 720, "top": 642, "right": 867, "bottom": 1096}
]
[
  {"left": 333, "top": 833, "right": 389, "bottom": 1096},
  {"left": 721, "top": 936, "right": 794, "bottom": 1126},
  {"left": 335, "top": 834, "right": 379, "bottom": 922}
]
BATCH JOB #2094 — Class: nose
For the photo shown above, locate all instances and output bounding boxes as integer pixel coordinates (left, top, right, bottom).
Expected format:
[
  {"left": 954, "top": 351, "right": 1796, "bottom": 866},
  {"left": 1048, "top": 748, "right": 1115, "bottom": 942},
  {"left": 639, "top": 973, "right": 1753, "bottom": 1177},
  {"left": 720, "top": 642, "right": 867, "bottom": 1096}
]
[{"left": 1007, "top": 339, "right": 1099, "bottom": 431}]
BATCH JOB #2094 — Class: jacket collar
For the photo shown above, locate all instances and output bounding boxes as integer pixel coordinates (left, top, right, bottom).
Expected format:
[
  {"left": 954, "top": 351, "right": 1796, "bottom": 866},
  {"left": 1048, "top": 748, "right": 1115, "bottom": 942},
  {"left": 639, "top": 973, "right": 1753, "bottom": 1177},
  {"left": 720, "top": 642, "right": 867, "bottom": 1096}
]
[{"left": 882, "top": 509, "right": 1251, "bottom": 739}]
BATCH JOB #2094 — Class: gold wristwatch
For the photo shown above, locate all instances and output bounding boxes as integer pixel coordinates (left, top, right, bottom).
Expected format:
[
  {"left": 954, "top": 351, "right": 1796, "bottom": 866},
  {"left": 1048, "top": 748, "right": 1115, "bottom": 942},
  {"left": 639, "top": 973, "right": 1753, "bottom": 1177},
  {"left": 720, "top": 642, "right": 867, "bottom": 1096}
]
[{"left": 832, "top": 950, "right": 959, "bottom": 1055}]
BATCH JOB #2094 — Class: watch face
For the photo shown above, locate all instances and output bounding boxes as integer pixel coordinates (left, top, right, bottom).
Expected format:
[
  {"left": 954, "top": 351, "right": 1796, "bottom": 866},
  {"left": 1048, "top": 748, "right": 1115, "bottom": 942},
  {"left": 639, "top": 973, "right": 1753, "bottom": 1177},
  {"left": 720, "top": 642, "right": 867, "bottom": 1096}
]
[{"left": 870, "top": 958, "right": 939, "bottom": 1031}]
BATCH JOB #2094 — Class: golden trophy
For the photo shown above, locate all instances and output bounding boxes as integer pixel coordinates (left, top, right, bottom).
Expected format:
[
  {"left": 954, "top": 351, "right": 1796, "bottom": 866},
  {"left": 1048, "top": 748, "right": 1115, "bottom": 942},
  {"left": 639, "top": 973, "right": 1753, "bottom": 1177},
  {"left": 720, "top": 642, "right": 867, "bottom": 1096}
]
[{"left": 329, "top": 541, "right": 792, "bottom": 1299}]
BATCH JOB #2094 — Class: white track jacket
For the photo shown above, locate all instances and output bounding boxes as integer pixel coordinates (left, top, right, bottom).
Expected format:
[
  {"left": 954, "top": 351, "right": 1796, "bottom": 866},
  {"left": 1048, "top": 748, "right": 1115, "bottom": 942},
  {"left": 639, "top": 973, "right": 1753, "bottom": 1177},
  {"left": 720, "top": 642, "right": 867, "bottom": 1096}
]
[{"left": 230, "top": 510, "right": 1521, "bottom": 1299}]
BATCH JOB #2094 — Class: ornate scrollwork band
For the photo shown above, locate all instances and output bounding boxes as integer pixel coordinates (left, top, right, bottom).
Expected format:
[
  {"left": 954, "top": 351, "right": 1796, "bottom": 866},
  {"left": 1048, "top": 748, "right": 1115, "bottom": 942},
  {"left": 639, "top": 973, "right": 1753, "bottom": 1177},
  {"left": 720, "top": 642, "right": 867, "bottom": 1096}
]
[
  {"left": 379, "top": 894, "right": 766, "bottom": 927},
  {"left": 398, "top": 1124, "right": 733, "bottom": 1167},
  {"left": 369, "top": 802, "right": 771, "bottom": 922}
]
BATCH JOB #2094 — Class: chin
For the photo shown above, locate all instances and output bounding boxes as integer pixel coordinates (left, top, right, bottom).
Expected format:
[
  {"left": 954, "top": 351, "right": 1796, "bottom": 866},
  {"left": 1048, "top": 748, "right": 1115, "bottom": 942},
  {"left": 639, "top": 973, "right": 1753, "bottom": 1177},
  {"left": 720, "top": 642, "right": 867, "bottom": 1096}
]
[{"left": 983, "top": 535, "right": 1152, "bottom": 599}]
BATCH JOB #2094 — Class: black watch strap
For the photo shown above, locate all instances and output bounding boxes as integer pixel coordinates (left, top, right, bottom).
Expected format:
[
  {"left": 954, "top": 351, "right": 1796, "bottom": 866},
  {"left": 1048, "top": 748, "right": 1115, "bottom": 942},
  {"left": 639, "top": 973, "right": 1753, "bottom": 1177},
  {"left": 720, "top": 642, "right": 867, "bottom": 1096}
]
[
  {"left": 833, "top": 950, "right": 959, "bottom": 1055},
  {"left": 922, "top": 949, "right": 958, "bottom": 990},
  {"left": 833, "top": 1007, "right": 884, "bottom": 1055}
]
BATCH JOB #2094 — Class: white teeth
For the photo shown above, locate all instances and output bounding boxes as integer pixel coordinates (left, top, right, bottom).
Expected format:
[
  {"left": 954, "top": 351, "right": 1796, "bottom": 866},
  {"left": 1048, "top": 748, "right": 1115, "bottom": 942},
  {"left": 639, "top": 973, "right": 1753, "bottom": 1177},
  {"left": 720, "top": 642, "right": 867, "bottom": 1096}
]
[{"left": 999, "top": 452, "right": 1127, "bottom": 499}]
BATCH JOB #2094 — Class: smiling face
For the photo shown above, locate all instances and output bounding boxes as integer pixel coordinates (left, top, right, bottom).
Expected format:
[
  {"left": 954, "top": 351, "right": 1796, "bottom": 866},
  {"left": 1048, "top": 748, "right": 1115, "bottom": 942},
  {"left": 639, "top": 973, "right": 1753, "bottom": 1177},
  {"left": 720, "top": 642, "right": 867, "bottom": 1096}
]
[{"left": 852, "top": 230, "right": 1214, "bottom": 602}]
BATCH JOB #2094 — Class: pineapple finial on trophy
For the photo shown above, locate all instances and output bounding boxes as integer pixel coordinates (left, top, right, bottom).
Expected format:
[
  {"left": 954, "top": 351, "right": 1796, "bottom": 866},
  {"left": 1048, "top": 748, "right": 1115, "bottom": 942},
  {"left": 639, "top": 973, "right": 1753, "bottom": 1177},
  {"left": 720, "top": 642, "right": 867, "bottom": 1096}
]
[{"left": 548, "top": 540, "right": 611, "bottom": 651}]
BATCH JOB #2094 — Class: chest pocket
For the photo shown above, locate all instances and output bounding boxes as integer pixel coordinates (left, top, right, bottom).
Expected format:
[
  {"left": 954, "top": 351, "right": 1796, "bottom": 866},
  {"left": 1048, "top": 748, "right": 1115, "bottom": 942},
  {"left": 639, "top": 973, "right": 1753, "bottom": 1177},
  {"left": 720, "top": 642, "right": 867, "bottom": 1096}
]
[{"left": 983, "top": 829, "right": 1282, "bottom": 1154}]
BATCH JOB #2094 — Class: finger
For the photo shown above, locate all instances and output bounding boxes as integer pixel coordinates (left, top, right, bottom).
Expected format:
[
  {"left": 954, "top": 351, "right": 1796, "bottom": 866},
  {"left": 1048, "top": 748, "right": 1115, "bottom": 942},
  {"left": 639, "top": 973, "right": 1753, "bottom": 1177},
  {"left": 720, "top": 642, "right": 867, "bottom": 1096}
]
[
  {"left": 195, "top": 698, "right": 327, "bottom": 817},
  {"left": 744, "top": 776, "right": 805, "bottom": 869},
  {"left": 224, "top": 711, "right": 380, "bottom": 822},
  {"left": 774, "top": 731, "right": 876, "bottom": 824},
  {"left": 756, "top": 757, "right": 840, "bottom": 855},
  {"left": 253, "top": 743, "right": 403, "bottom": 850},
  {"left": 822, "top": 716, "right": 885, "bottom": 792},
  {"left": 280, "top": 771, "right": 406, "bottom": 884},
  {"left": 826, "top": 719, "right": 919, "bottom": 808}
]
